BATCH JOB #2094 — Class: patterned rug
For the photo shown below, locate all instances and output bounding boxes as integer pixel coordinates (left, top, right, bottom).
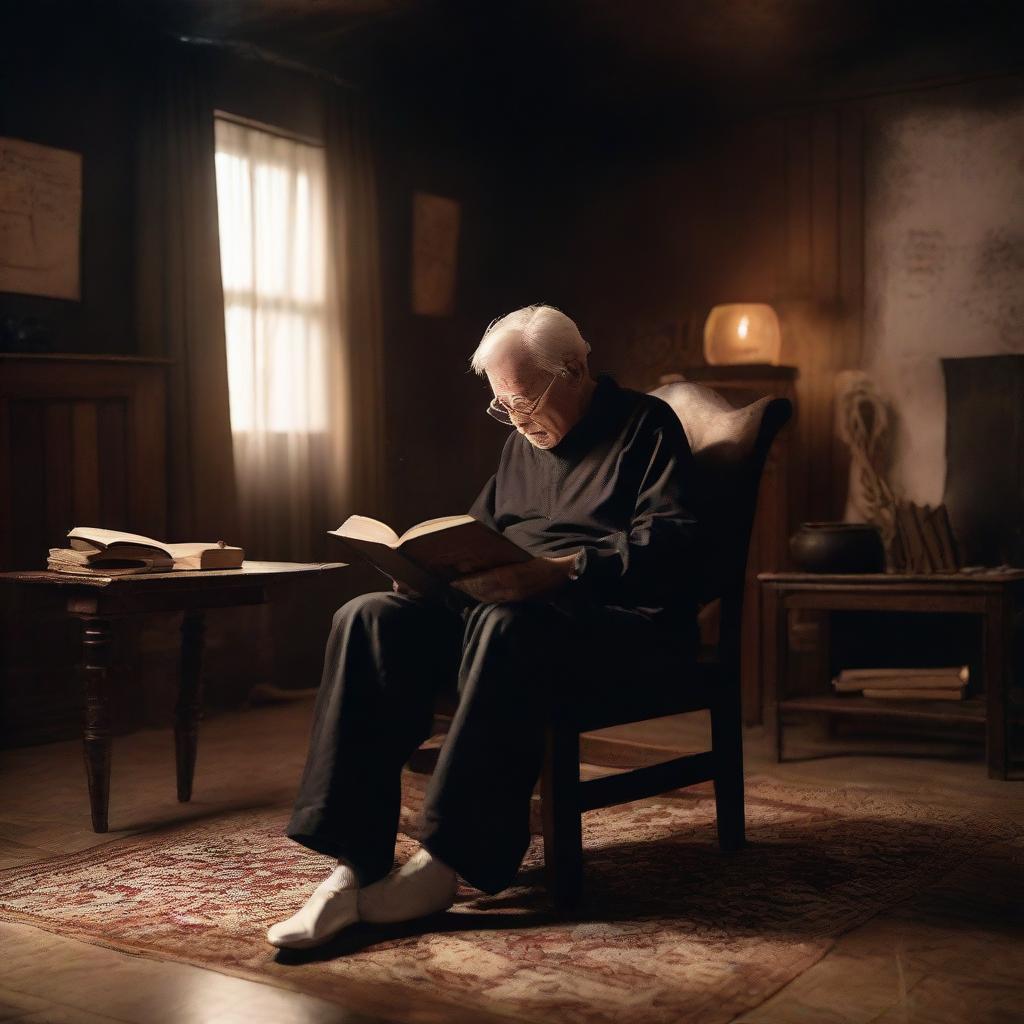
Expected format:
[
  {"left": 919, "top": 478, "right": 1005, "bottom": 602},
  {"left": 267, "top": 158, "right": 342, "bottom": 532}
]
[{"left": 1, "top": 773, "right": 1018, "bottom": 1024}]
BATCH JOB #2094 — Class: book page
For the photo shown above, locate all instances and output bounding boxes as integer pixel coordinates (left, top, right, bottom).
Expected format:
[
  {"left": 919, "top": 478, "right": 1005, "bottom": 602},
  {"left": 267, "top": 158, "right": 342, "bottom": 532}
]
[
  {"left": 400, "top": 519, "right": 531, "bottom": 579},
  {"left": 68, "top": 526, "right": 170, "bottom": 556},
  {"left": 399, "top": 515, "right": 476, "bottom": 544},
  {"left": 330, "top": 516, "right": 400, "bottom": 546},
  {"left": 328, "top": 533, "right": 443, "bottom": 598}
]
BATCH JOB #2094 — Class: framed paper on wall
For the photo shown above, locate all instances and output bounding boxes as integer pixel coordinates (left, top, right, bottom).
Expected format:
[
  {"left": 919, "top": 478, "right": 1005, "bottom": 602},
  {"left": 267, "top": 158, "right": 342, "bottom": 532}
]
[
  {"left": 411, "top": 191, "right": 459, "bottom": 316},
  {"left": 0, "top": 137, "right": 82, "bottom": 300}
]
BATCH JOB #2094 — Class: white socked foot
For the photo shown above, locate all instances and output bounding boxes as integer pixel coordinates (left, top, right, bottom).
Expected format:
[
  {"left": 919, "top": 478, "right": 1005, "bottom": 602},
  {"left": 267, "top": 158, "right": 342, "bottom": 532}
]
[
  {"left": 357, "top": 846, "right": 458, "bottom": 924},
  {"left": 266, "top": 862, "right": 360, "bottom": 949}
]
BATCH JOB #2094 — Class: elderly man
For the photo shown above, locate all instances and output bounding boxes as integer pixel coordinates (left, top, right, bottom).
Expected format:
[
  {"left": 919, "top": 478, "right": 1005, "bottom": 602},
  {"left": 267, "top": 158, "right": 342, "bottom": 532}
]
[{"left": 268, "top": 304, "right": 700, "bottom": 948}]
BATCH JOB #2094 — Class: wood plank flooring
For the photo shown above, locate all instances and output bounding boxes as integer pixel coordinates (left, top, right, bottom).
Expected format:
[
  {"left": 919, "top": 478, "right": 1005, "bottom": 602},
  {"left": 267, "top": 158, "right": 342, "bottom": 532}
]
[{"left": 1, "top": 699, "right": 1021, "bottom": 1024}]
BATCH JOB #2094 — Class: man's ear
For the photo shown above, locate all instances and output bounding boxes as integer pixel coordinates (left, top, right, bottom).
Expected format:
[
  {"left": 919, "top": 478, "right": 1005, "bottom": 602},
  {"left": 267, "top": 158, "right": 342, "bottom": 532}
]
[{"left": 563, "top": 358, "right": 586, "bottom": 385}]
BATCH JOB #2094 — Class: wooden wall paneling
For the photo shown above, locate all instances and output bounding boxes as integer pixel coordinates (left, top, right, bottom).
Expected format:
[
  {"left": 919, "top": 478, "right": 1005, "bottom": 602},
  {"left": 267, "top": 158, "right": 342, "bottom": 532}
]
[
  {"left": 836, "top": 103, "right": 866, "bottom": 517},
  {"left": 124, "top": 365, "right": 167, "bottom": 541},
  {"left": 811, "top": 108, "right": 843, "bottom": 520},
  {"left": 811, "top": 108, "right": 841, "bottom": 300},
  {"left": 43, "top": 402, "right": 75, "bottom": 558},
  {"left": 777, "top": 104, "right": 865, "bottom": 525},
  {"left": 97, "top": 400, "right": 129, "bottom": 530},
  {"left": 71, "top": 401, "right": 102, "bottom": 527},
  {"left": 0, "top": 355, "right": 170, "bottom": 569},
  {"left": 1, "top": 355, "right": 171, "bottom": 750},
  {"left": 779, "top": 113, "right": 813, "bottom": 530},
  {"left": 9, "top": 402, "right": 47, "bottom": 571},
  {"left": 783, "top": 112, "right": 814, "bottom": 295}
]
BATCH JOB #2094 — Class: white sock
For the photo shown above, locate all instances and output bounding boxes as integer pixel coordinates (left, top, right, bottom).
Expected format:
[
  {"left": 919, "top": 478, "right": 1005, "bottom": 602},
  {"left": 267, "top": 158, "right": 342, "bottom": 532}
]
[
  {"left": 357, "top": 845, "right": 458, "bottom": 924},
  {"left": 266, "top": 859, "right": 360, "bottom": 949}
]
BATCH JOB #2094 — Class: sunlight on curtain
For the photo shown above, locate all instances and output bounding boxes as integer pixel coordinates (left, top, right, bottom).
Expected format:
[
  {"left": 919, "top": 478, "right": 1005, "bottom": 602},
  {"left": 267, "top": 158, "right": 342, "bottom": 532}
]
[
  {"left": 214, "top": 119, "right": 330, "bottom": 433},
  {"left": 214, "top": 117, "right": 342, "bottom": 559}
]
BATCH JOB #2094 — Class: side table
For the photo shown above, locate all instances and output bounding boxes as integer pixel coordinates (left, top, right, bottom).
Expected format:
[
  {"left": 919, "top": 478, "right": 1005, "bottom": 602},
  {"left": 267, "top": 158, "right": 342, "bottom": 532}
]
[
  {"left": 0, "top": 561, "right": 347, "bottom": 831},
  {"left": 759, "top": 569, "right": 1024, "bottom": 779}
]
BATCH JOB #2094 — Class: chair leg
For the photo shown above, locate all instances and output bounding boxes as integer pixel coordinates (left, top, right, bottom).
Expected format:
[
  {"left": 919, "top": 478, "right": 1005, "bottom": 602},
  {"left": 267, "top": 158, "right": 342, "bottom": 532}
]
[
  {"left": 711, "top": 694, "right": 746, "bottom": 852},
  {"left": 540, "top": 723, "right": 583, "bottom": 910}
]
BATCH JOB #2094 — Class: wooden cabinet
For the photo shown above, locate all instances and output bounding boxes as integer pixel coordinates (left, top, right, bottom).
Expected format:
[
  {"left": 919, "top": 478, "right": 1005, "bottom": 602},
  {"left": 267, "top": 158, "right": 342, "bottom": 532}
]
[{"left": 0, "top": 354, "right": 170, "bottom": 570}]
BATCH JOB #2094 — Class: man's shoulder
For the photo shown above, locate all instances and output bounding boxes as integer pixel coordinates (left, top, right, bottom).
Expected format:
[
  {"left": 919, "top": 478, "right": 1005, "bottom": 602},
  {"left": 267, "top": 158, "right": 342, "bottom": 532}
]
[{"left": 605, "top": 378, "right": 688, "bottom": 441}]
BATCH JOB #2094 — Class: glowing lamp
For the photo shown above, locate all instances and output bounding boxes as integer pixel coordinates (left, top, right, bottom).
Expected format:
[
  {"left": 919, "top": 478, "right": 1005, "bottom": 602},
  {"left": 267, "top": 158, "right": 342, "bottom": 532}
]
[{"left": 703, "top": 303, "right": 782, "bottom": 366}]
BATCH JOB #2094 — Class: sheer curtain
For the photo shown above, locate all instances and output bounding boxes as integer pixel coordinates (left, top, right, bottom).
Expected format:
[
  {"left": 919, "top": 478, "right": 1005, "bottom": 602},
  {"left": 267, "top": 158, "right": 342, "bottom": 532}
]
[
  {"left": 213, "top": 116, "right": 346, "bottom": 561},
  {"left": 136, "top": 45, "right": 240, "bottom": 545}
]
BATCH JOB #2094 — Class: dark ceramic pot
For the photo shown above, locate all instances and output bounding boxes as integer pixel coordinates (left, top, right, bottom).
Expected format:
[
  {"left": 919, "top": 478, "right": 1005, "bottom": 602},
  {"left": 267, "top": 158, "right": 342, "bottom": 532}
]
[{"left": 789, "top": 522, "right": 885, "bottom": 573}]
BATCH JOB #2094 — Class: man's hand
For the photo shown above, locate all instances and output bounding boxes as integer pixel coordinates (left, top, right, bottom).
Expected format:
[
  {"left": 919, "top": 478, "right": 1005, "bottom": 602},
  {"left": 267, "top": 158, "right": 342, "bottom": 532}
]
[{"left": 450, "top": 553, "right": 578, "bottom": 604}]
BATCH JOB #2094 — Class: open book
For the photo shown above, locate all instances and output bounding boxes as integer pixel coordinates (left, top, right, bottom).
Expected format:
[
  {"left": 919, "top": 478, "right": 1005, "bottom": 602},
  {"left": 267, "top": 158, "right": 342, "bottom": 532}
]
[
  {"left": 47, "top": 527, "right": 244, "bottom": 575},
  {"left": 327, "top": 515, "right": 531, "bottom": 605}
]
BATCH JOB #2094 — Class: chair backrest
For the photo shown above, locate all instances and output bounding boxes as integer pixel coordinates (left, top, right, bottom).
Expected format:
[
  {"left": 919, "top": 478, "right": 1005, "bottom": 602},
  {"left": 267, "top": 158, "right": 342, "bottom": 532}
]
[{"left": 649, "top": 382, "right": 792, "bottom": 668}]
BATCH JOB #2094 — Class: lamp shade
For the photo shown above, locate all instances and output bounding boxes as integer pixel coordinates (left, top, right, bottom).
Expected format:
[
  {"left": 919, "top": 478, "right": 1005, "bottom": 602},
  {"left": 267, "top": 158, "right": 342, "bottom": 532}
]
[{"left": 703, "top": 303, "right": 781, "bottom": 366}]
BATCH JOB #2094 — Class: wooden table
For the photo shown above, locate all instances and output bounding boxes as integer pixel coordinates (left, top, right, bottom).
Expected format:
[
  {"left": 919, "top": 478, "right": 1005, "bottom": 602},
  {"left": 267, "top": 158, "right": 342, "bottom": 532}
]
[
  {"left": 758, "top": 569, "right": 1024, "bottom": 779},
  {"left": 0, "top": 562, "right": 346, "bottom": 831}
]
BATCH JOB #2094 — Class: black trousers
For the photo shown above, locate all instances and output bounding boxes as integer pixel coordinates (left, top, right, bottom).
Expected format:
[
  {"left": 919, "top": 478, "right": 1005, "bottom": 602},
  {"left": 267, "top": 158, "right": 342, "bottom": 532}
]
[{"left": 286, "top": 590, "right": 697, "bottom": 895}]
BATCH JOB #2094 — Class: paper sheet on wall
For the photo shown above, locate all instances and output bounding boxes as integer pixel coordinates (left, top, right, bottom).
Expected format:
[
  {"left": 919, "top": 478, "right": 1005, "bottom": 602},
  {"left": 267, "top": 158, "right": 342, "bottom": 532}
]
[
  {"left": 411, "top": 191, "right": 459, "bottom": 316},
  {"left": 861, "top": 97, "right": 1024, "bottom": 507},
  {"left": 0, "top": 137, "right": 82, "bottom": 300}
]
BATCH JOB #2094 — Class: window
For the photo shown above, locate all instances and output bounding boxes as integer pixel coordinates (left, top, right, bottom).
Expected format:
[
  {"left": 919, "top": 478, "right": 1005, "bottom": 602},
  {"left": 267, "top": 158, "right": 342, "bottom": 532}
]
[{"left": 213, "top": 115, "right": 330, "bottom": 433}]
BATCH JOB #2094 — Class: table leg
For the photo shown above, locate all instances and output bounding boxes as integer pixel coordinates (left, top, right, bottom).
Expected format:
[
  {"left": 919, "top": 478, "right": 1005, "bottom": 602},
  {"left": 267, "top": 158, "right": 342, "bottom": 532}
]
[
  {"left": 79, "top": 616, "right": 114, "bottom": 833},
  {"left": 175, "top": 610, "right": 206, "bottom": 802},
  {"left": 983, "top": 597, "right": 1009, "bottom": 780}
]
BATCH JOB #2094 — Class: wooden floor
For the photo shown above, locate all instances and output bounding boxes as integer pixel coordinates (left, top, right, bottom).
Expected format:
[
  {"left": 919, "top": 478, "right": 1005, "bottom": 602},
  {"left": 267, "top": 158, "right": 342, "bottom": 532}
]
[{"left": 1, "top": 698, "right": 1021, "bottom": 1024}]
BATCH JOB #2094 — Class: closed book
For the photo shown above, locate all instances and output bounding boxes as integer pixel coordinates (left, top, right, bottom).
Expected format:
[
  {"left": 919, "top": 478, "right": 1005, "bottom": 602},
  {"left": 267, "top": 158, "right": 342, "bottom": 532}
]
[{"left": 832, "top": 666, "right": 969, "bottom": 693}]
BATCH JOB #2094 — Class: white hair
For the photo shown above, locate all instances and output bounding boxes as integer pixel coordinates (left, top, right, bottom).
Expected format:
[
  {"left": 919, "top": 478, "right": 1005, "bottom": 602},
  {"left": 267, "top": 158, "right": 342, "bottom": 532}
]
[{"left": 469, "top": 304, "right": 591, "bottom": 377}]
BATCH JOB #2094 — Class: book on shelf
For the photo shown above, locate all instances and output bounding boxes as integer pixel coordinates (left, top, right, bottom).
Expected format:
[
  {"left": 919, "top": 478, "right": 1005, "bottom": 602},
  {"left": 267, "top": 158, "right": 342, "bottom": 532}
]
[
  {"left": 892, "top": 501, "right": 959, "bottom": 573},
  {"left": 327, "top": 514, "right": 531, "bottom": 608},
  {"left": 831, "top": 665, "right": 969, "bottom": 694},
  {"left": 47, "top": 527, "right": 244, "bottom": 576},
  {"left": 861, "top": 687, "right": 966, "bottom": 701}
]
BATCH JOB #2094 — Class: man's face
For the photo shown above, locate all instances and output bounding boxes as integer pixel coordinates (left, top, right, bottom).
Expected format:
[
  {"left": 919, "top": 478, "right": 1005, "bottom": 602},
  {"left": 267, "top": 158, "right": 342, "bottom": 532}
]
[{"left": 485, "top": 348, "right": 582, "bottom": 449}]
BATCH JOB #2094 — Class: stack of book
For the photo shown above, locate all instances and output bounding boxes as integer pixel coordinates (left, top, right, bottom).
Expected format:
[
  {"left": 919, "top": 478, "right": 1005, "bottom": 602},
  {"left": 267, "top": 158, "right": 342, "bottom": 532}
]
[
  {"left": 48, "top": 527, "right": 244, "bottom": 576},
  {"left": 831, "top": 666, "right": 969, "bottom": 701},
  {"left": 891, "top": 501, "right": 960, "bottom": 573}
]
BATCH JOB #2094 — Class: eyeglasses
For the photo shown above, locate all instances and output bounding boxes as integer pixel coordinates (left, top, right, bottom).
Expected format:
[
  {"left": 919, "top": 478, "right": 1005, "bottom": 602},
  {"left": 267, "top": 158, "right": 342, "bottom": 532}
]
[{"left": 486, "top": 371, "right": 563, "bottom": 425}]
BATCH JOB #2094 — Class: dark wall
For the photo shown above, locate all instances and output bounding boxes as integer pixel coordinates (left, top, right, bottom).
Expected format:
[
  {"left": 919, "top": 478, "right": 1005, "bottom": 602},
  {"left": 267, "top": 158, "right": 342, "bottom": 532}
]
[
  {"left": 0, "top": 8, "right": 521, "bottom": 532},
  {"left": 534, "top": 109, "right": 864, "bottom": 524},
  {"left": 0, "top": 16, "right": 334, "bottom": 358},
  {"left": 0, "top": 22, "right": 402, "bottom": 745},
  {"left": 373, "top": 117, "right": 532, "bottom": 531},
  {"left": 539, "top": 72, "right": 1023, "bottom": 527},
  {"left": 0, "top": 19, "right": 142, "bottom": 354}
]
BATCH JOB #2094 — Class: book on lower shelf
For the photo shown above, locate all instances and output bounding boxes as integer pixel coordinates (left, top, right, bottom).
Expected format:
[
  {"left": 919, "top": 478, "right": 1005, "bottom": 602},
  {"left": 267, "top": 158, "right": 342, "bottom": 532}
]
[
  {"left": 47, "top": 527, "right": 244, "bottom": 575},
  {"left": 832, "top": 665, "right": 969, "bottom": 700}
]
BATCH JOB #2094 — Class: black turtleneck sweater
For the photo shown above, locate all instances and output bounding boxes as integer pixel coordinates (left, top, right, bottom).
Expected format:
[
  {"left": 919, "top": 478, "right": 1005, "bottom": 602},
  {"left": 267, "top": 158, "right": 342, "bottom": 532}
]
[{"left": 468, "top": 374, "right": 700, "bottom": 637}]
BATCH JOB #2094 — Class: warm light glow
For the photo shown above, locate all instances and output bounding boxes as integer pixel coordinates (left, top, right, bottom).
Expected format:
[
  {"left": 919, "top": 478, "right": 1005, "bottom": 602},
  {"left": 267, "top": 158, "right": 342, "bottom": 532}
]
[
  {"left": 703, "top": 303, "right": 782, "bottom": 365},
  {"left": 214, "top": 118, "right": 330, "bottom": 433}
]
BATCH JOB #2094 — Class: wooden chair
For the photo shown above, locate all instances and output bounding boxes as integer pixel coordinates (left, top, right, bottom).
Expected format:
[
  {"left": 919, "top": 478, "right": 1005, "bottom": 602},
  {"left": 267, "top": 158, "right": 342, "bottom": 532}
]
[{"left": 540, "top": 383, "right": 793, "bottom": 908}]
